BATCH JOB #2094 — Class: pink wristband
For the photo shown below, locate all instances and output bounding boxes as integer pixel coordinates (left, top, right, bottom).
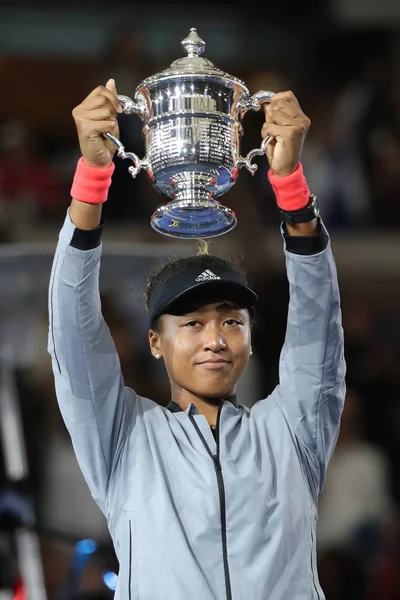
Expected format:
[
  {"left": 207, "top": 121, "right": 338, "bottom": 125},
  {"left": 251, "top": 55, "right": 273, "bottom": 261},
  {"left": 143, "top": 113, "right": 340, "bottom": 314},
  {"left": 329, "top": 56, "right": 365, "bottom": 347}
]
[
  {"left": 268, "top": 162, "right": 310, "bottom": 211},
  {"left": 70, "top": 157, "right": 115, "bottom": 204}
]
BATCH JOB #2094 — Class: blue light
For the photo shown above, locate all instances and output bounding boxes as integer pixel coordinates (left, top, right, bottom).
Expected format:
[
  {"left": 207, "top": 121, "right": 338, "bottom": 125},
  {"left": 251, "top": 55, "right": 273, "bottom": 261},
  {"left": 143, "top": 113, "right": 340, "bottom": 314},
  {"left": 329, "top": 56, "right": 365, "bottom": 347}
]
[
  {"left": 103, "top": 571, "right": 118, "bottom": 591},
  {"left": 75, "top": 539, "right": 97, "bottom": 555}
]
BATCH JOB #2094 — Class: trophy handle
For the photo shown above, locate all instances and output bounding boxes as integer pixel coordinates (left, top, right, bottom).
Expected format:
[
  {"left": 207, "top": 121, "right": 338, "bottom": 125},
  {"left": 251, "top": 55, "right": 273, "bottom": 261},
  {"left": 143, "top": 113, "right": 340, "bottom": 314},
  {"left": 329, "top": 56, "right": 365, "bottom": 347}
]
[
  {"left": 237, "top": 90, "right": 275, "bottom": 175},
  {"left": 116, "top": 94, "right": 147, "bottom": 119},
  {"left": 104, "top": 95, "right": 153, "bottom": 179}
]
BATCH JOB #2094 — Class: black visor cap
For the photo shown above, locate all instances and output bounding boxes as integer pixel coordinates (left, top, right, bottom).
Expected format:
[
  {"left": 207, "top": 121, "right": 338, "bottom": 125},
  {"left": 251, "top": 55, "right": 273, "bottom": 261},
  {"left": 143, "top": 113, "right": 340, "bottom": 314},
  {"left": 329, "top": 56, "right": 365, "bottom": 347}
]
[{"left": 148, "top": 264, "right": 257, "bottom": 325}]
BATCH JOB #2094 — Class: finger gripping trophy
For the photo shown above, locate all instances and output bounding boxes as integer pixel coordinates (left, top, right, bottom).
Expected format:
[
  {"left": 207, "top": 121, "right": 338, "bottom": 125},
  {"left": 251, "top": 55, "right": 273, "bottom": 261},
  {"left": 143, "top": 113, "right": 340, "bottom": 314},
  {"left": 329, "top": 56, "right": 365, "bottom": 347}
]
[{"left": 106, "top": 27, "right": 274, "bottom": 238}]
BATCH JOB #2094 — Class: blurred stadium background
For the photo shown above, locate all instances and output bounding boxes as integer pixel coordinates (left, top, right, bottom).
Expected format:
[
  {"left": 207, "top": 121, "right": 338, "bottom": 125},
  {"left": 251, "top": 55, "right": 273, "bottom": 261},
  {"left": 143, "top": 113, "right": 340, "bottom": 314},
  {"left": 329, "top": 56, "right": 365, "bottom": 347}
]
[{"left": 0, "top": 0, "right": 400, "bottom": 598}]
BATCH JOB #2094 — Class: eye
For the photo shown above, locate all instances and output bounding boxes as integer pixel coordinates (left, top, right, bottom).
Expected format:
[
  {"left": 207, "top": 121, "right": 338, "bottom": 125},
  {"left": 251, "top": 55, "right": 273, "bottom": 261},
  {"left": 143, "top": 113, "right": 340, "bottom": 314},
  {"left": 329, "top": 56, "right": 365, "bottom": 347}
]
[
  {"left": 185, "top": 320, "right": 201, "bottom": 328},
  {"left": 224, "top": 319, "right": 241, "bottom": 326}
]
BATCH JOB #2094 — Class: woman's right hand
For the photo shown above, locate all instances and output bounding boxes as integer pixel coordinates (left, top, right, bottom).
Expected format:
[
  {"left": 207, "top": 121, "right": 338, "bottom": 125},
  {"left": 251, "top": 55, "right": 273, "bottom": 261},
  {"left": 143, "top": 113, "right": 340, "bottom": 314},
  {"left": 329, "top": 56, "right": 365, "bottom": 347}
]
[{"left": 72, "top": 78, "right": 122, "bottom": 168}]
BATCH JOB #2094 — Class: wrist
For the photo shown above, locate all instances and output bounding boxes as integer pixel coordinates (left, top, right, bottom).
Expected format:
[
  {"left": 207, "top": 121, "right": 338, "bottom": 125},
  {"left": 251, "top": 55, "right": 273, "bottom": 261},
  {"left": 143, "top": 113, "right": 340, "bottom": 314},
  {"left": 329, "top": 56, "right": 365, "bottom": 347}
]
[
  {"left": 70, "top": 157, "right": 115, "bottom": 205},
  {"left": 268, "top": 162, "right": 310, "bottom": 211},
  {"left": 270, "top": 164, "right": 299, "bottom": 178},
  {"left": 70, "top": 199, "right": 102, "bottom": 230},
  {"left": 82, "top": 158, "right": 113, "bottom": 169}
]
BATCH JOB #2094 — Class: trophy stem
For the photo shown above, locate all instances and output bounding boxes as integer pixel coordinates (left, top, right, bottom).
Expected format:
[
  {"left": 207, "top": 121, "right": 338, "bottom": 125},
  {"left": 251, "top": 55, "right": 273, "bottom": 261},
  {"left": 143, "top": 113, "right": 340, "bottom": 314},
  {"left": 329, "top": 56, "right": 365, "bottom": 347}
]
[{"left": 167, "top": 171, "right": 218, "bottom": 202}]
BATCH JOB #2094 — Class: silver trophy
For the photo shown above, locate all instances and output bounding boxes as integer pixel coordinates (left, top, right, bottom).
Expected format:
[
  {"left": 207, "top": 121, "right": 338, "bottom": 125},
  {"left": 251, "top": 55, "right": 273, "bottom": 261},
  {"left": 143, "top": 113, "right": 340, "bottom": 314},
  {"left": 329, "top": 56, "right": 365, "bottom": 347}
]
[{"left": 106, "top": 27, "right": 274, "bottom": 238}]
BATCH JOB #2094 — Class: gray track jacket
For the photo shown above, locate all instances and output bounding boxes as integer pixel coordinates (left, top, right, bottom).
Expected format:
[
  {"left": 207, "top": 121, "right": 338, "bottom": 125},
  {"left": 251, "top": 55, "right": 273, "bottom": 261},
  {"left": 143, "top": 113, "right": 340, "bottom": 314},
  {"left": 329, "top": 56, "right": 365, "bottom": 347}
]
[{"left": 48, "top": 211, "right": 345, "bottom": 600}]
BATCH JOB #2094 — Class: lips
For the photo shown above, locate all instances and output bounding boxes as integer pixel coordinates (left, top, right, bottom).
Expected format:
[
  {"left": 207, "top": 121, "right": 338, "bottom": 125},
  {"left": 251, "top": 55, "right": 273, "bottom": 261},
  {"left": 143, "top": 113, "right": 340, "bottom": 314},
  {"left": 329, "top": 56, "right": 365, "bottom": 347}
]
[
  {"left": 196, "top": 359, "right": 231, "bottom": 367},
  {"left": 197, "top": 359, "right": 229, "bottom": 364}
]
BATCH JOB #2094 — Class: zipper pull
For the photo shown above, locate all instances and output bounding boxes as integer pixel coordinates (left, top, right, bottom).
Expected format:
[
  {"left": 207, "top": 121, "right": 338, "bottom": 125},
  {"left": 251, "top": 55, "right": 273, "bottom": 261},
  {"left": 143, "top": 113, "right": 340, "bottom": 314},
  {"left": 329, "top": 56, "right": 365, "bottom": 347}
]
[{"left": 213, "top": 455, "right": 222, "bottom": 471}]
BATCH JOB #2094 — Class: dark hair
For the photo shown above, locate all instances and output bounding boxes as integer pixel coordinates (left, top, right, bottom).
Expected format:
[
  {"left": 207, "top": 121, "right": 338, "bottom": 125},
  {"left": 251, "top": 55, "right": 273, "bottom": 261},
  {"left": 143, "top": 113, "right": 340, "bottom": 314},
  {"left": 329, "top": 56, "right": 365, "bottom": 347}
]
[{"left": 145, "top": 240, "right": 253, "bottom": 331}]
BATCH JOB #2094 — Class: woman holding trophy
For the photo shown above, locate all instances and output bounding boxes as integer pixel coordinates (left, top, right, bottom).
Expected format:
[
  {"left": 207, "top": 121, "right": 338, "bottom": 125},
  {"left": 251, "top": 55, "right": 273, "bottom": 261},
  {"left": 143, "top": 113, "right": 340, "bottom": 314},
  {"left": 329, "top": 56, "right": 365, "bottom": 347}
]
[{"left": 48, "top": 29, "right": 345, "bottom": 600}]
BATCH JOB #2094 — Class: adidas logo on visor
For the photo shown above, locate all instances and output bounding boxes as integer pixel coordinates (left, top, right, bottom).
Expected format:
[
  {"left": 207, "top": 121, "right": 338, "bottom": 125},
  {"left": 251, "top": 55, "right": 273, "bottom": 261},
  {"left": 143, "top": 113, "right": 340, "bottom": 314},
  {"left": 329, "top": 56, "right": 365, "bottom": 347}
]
[{"left": 195, "top": 269, "right": 221, "bottom": 282}]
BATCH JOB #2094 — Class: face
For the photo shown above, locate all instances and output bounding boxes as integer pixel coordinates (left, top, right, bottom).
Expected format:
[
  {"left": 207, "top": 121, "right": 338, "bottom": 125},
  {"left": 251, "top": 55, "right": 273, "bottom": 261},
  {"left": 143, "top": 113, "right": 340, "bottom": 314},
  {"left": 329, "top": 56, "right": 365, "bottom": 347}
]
[{"left": 149, "top": 301, "right": 252, "bottom": 400}]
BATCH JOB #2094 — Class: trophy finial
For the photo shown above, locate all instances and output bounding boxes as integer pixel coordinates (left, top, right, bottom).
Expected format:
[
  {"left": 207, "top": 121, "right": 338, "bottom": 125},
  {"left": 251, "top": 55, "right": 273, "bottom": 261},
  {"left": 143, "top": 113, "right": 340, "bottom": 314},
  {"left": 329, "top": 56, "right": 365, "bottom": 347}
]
[{"left": 181, "top": 27, "right": 206, "bottom": 57}]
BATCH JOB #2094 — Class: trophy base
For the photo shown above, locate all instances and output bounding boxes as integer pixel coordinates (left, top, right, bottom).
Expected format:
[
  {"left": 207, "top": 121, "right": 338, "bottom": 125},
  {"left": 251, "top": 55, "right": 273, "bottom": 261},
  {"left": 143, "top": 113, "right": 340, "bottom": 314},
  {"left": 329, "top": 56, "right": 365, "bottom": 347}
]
[{"left": 150, "top": 200, "right": 237, "bottom": 239}]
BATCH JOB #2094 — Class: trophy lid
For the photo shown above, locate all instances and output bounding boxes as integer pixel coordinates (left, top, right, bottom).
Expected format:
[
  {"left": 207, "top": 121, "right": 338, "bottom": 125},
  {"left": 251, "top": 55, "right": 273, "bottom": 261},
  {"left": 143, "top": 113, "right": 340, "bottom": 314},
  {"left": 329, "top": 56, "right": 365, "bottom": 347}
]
[{"left": 140, "top": 27, "right": 247, "bottom": 89}]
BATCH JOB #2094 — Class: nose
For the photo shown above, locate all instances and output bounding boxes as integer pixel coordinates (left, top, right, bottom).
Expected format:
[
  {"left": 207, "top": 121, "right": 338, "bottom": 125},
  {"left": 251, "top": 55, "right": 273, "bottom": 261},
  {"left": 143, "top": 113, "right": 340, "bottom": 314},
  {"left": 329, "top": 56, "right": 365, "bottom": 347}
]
[{"left": 204, "top": 324, "right": 227, "bottom": 353}]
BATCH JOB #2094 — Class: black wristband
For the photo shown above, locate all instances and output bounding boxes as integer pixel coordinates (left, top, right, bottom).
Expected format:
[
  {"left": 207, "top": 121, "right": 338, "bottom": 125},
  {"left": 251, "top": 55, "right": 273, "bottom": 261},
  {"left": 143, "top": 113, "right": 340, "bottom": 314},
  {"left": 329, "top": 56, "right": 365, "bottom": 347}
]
[
  {"left": 279, "top": 195, "right": 320, "bottom": 226},
  {"left": 70, "top": 219, "right": 105, "bottom": 250},
  {"left": 283, "top": 220, "right": 329, "bottom": 255}
]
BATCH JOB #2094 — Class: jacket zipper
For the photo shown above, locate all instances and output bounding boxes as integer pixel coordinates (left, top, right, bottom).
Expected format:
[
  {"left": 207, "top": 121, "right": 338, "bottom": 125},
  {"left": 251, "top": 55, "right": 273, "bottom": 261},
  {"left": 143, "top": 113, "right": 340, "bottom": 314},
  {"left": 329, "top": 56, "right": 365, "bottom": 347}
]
[
  {"left": 189, "top": 403, "right": 232, "bottom": 600},
  {"left": 128, "top": 519, "right": 132, "bottom": 600}
]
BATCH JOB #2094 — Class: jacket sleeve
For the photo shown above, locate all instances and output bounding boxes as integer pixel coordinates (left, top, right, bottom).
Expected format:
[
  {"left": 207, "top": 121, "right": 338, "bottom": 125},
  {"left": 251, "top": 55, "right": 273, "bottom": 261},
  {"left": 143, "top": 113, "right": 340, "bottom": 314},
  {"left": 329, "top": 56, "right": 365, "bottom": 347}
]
[
  {"left": 273, "top": 221, "right": 346, "bottom": 496},
  {"left": 47, "top": 210, "right": 137, "bottom": 512}
]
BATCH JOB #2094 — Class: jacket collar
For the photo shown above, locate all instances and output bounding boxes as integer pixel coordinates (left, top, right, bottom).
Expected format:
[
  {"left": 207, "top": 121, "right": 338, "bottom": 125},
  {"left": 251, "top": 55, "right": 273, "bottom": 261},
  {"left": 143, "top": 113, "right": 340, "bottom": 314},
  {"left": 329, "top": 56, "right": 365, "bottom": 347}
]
[{"left": 166, "top": 394, "right": 238, "bottom": 413}]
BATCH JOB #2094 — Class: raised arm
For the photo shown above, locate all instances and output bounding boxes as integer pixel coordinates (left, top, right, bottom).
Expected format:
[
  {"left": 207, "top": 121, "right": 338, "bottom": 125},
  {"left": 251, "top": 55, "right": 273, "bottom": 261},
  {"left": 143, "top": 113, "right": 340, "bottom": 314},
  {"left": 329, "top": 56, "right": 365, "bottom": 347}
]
[
  {"left": 48, "top": 80, "right": 136, "bottom": 510},
  {"left": 261, "top": 91, "right": 346, "bottom": 495},
  {"left": 276, "top": 225, "right": 345, "bottom": 496}
]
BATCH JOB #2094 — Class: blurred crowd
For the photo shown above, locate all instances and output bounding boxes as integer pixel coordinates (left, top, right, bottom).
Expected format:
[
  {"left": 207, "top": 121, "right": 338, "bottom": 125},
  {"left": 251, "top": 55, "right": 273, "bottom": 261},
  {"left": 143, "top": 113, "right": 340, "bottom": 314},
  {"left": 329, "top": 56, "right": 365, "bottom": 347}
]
[{"left": 0, "top": 16, "right": 400, "bottom": 600}]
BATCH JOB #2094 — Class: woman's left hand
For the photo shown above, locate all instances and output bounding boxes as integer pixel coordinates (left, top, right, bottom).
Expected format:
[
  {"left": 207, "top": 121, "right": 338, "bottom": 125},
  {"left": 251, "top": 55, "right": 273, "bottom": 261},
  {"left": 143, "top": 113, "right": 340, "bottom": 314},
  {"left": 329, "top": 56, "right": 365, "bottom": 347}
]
[{"left": 261, "top": 90, "right": 311, "bottom": 177}]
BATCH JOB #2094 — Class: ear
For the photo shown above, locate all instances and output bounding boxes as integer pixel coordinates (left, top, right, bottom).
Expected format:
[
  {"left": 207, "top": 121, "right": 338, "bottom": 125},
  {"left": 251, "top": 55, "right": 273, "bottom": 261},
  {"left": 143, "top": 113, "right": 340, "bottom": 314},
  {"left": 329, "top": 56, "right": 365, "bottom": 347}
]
[{"left": 149, "top": 329, "right": 162, "bottom": 359}]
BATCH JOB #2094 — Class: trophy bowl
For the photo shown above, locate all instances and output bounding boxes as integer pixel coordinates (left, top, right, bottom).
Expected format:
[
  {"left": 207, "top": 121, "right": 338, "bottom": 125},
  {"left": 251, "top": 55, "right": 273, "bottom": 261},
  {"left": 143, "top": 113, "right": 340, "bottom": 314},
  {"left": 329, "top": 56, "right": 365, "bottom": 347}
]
[{"left": 106, "top": 27, "right": 274, "bottom": 239}]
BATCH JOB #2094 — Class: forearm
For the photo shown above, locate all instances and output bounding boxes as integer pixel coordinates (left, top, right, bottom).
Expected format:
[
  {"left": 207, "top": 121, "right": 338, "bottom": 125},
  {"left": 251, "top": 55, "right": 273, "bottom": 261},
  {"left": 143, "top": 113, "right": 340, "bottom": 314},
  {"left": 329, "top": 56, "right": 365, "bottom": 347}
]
[
  {"left": 279, "top": 219, "right": 345, "bottom": 394},
  {"left": 282, "top": 240, "right": 345, "bottom": 390},
  {"left": 70, "top": 198, "right": 103, "bottom": 230},
  {"left": 48, "top": 213, "right": 115, "bottom": 394}
]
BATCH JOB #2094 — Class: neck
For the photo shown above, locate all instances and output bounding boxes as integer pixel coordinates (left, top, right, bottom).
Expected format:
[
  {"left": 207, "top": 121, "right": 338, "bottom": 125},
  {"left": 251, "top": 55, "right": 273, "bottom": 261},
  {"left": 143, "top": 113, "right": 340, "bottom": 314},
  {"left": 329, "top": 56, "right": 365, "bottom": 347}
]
[{"left": 170, "top": 383, "right": 233, "bottom": 427}]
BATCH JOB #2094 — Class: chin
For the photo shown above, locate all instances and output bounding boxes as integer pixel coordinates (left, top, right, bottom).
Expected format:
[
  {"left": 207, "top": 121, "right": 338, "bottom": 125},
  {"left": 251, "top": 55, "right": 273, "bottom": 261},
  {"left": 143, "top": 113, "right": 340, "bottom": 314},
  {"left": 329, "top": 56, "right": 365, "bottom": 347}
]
[{"left": 193, "top": 382, "right": 235, "bottom": 402}]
